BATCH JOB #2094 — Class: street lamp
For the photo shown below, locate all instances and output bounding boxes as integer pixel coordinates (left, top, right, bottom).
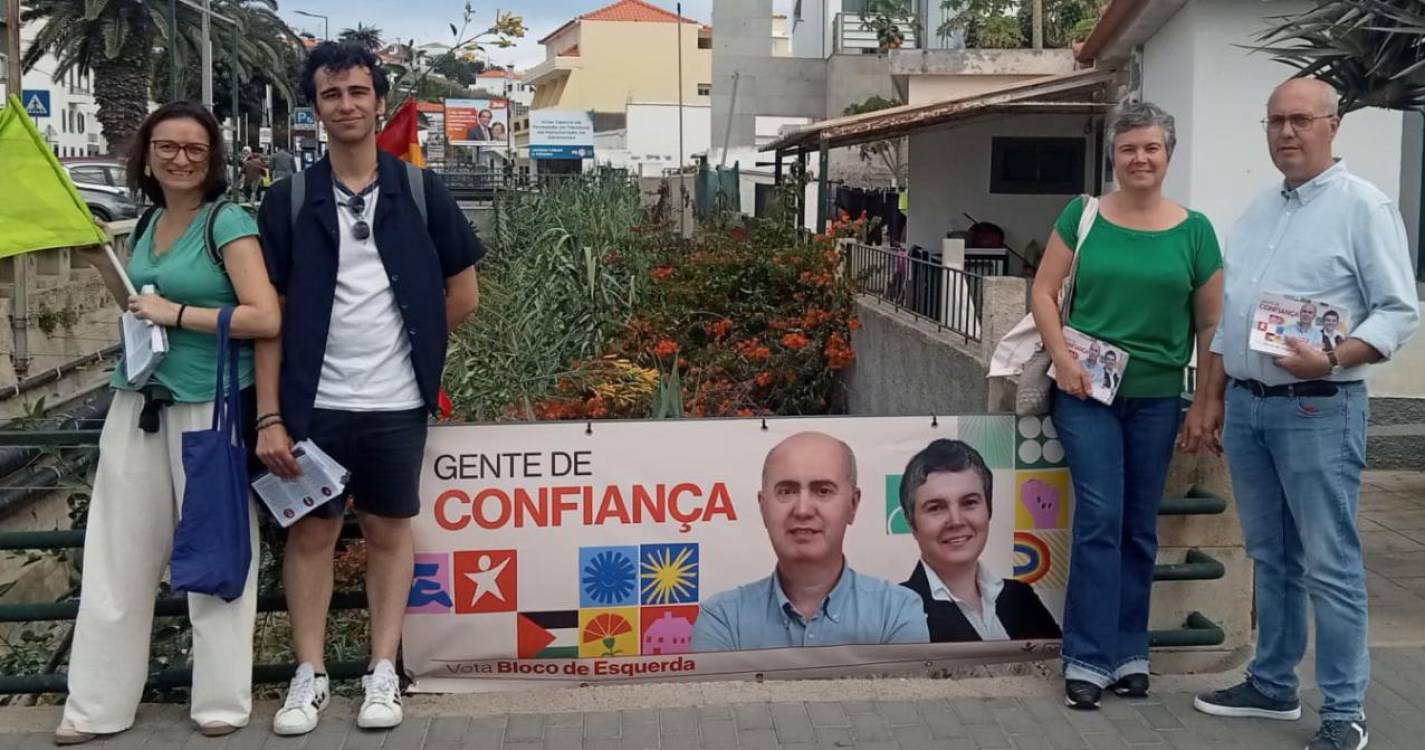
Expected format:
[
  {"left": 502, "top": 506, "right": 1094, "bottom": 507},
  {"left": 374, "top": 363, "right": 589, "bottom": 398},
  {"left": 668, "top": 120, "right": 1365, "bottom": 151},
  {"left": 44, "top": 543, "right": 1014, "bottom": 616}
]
[{"left": 294, "top": 10, "right": 329, "bottom": 41}]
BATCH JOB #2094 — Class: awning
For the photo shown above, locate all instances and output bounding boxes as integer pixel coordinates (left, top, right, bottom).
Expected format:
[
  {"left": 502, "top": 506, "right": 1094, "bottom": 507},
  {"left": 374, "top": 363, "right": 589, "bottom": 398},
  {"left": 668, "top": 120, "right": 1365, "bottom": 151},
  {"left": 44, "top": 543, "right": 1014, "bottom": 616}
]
[{"left": 763, "top": 68, "right": 1118, "bottom": 154}]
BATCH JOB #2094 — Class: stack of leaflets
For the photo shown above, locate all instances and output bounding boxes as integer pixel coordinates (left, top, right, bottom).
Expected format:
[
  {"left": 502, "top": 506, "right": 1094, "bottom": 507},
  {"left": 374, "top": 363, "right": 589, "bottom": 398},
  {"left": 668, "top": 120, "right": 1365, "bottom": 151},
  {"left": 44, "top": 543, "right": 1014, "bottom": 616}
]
[
  {"left": 121, "top": 285, "right": 168, "bottom": 387},
  {"left": 1048, "top": 327, "right": 1130, "bottom": 406},
  {"left": 1250, "top": 292, "right": 1352, "bottom": 357},
  {"left": 252, "top": 440, "right": 352, "bottom": 528}
]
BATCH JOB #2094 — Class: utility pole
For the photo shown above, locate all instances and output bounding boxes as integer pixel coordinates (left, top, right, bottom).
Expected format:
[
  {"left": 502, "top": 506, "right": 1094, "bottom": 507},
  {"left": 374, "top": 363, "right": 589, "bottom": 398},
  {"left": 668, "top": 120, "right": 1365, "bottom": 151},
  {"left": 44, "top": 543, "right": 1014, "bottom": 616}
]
[
  {"left": 169, "top": 0, "right": 180, "bottom": 99},
  {"left": 200, "top": 0, "right": 213, "bottom": 106},
  {"left": 6, "top": 0, "right": 31, "bottom": 375},
  {"left": 1032, "top": 0, "right": 1044, "bottom": 50},
  {"left": 676, "top": 2, "right": 686, "bottom": 239}
]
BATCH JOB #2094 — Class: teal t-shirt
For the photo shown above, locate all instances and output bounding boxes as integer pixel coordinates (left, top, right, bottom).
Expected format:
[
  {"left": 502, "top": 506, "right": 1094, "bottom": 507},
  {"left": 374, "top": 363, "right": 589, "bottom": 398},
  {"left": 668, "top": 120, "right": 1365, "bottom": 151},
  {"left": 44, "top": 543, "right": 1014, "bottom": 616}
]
[
  {"left": 1054, "top": 196, "right": 1222, "bottom": 398},
  {"left": 111, "top": 202, "right": 258, "bottom": 402}
]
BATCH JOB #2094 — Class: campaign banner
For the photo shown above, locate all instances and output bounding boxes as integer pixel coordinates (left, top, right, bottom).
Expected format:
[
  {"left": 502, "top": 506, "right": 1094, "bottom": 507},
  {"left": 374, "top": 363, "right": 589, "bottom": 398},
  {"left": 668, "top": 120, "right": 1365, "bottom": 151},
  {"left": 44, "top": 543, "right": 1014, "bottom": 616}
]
[
  {"left": 404, "top": 416, "right": 1076, "bottom": 692},
  {"left": 530, "top": 110, "right": 595, "bottom": 161},
  {"left": 1249, "top": 292, "right": 1353, "bottom": 357},
  {"left": 445, "top": 98, "right": 509, "bottom": 148}
]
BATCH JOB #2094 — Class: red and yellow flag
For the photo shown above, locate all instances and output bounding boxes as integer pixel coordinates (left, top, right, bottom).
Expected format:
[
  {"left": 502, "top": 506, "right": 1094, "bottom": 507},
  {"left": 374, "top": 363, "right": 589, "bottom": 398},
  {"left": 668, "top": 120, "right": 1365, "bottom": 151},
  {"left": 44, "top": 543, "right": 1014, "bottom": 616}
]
[{"left": 377, "top": 97, "right": 426, "bottom": 167}]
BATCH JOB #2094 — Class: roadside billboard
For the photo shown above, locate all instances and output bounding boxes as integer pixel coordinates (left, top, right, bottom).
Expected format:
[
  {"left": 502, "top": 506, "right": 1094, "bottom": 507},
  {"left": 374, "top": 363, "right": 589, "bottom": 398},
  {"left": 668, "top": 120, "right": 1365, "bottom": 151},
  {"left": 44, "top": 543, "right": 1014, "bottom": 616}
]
[
  {"left": 445, "top": 98, "right": 509, "bottom": 148},
  {"left": 530, "top": 110, "right": 595, "bottom": 160}
]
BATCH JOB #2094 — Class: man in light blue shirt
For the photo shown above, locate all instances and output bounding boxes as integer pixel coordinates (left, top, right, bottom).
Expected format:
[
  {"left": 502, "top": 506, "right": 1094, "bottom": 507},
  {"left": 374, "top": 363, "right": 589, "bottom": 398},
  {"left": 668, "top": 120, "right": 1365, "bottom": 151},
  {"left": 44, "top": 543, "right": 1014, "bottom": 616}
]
[
  {"left": 1189, "top": 79, "right": 1420, "bottom": 750},
  {"left": 691, "top": 432, "right": 928, "bottom": 652}
]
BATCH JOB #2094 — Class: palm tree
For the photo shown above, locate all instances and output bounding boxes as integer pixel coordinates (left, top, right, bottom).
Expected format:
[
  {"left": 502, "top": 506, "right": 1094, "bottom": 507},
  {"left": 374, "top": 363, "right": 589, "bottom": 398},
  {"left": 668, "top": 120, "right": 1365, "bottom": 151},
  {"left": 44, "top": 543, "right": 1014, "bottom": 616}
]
[
  {"left": 1254, "top": 0, "right": 1425, "bottom": 114},
  {"left": 21, "top": 0, "right": 163, "bottom": 153},
  {"left": 339, "top": 23, "right": 384, "bottom": 52},
  {"left": 22, "top": 0, "right": 303, "bottom": 153}
]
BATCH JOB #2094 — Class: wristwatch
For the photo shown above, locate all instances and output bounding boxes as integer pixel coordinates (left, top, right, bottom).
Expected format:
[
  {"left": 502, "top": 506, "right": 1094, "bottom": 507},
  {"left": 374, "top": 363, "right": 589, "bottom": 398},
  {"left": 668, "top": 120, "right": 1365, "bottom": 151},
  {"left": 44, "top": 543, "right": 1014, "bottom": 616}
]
[{"left": 1327, "top": 350, "right": 1344, "bottom": 376}]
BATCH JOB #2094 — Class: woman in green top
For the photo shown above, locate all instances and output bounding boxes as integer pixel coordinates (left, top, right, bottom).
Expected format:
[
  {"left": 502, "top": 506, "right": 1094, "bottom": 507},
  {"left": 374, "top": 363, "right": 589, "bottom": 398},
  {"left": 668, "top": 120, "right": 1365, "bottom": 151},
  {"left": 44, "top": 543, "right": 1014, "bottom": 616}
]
[
  {"left": 1029, "top": 103, "right": 1223, "bottom": 711},
  {"left": 58, "top": 102, "right": 281, "bottom": 745}
]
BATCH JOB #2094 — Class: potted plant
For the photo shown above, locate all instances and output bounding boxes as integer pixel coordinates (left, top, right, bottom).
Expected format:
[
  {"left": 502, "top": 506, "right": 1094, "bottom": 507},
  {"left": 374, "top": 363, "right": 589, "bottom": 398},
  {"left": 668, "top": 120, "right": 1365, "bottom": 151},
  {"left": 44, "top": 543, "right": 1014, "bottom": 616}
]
[{"left": 861, "top": 0, "right": 920, "bottom": 51}]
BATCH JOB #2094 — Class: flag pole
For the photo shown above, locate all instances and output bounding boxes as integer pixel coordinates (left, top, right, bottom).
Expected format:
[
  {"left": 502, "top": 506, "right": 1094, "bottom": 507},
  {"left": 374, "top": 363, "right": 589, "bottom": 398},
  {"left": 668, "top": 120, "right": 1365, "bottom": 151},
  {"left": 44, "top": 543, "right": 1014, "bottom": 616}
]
[
  {"left": 677, "top": 2, "right": 686, "bottom": 239},
  {"left": 7, "top": 0, "right": 32, "bottom": 374}
]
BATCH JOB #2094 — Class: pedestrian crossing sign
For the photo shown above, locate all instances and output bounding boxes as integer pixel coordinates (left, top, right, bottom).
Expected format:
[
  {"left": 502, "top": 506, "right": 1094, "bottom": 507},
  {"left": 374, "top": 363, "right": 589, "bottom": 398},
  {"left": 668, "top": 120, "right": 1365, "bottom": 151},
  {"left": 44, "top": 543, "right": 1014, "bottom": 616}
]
[{"left": 21, "top": 90, "right": 51, "bottom": 118}]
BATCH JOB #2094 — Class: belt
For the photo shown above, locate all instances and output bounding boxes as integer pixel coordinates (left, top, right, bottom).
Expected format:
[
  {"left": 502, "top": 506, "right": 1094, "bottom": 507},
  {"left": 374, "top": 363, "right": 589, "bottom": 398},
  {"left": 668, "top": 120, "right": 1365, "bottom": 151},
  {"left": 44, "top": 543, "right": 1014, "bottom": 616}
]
[{"left": 1232, "top": 379, "right": 1359, "bottom": 398}]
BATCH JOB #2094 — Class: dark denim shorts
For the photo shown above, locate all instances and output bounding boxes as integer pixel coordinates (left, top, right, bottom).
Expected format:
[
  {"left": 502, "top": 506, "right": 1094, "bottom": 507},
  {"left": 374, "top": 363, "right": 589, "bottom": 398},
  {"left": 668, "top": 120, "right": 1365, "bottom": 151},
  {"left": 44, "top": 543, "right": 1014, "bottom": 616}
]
[{"left": 306, "top": 407, "right": 429, "bottom": 519}]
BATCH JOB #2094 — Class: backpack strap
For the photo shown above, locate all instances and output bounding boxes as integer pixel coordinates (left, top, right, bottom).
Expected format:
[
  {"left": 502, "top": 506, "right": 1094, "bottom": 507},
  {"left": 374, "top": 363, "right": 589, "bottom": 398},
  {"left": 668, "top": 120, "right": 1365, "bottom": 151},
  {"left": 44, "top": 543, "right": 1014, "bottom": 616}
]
[
  {"left": 133, "top": 206, "right": 160, "bottom": 248},
  {"left": 290, "top": 171, "right": 307, "bottom": 228},
  {"left": 203, "top": 199, "right": 233, "bottom": 268},
  {"left": 405, "top": 161, "right": 428, "bottom": 228}
]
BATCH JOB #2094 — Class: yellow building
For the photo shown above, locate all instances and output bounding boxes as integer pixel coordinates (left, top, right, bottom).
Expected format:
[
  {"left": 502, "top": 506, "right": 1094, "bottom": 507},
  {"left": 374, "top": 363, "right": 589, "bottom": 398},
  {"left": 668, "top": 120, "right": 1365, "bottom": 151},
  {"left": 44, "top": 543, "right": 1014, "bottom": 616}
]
[{"left": 524, "top": 0, "right": 712, "bottom": 116}]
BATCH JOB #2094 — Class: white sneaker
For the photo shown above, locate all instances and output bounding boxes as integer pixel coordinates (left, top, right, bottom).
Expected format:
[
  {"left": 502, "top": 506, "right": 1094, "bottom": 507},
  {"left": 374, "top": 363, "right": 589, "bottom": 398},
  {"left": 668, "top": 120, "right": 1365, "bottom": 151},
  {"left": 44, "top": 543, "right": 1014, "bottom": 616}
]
[
  {"left": 273, "top": 663, "right": 330, "bottom": 736},
  {"left": 357, "top": 659, "right": 403, "bottom": 729}
]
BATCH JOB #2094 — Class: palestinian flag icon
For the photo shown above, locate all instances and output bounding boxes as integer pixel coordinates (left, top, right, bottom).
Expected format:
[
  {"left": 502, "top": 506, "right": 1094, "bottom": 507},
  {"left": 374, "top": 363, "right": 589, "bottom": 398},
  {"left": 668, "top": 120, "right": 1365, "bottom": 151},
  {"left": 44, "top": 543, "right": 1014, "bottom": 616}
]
[{"left": 517, "top": 610, "right": 579, "bottom": 659}]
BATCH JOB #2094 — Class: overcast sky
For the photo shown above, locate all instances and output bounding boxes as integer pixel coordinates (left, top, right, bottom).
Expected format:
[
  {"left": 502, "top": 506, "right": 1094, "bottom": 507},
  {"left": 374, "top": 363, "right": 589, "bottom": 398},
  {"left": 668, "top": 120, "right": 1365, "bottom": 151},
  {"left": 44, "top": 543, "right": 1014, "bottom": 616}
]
[{"left": 280, "top": 0, "right": 798, "bottom": 71}]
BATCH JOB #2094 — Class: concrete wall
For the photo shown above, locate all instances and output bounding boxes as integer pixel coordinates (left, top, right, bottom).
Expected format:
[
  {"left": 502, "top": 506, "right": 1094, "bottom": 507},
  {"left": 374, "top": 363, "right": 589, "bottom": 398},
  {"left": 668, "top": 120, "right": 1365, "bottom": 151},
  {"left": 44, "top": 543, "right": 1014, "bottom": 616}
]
[
  {"left": 893, "top": 49, "right": 1077, "bottom": 106},
  {"left": 790, "top": 0, "right": 835, "bottom": 59},
  {"left": 906, "top": 114, "right": 1099, "bottom": 256},
  {"left": 593, "top": 103, "right": 713, "bottom": 175},
  {"left": 713, "top": 0, "right": 829, "bottom": 153},
  {"left": 845, "top": 299, "right": 989, "bottom": 417},
  {"left": 824, "top": 54, "right": 898, "bottom": 118}
]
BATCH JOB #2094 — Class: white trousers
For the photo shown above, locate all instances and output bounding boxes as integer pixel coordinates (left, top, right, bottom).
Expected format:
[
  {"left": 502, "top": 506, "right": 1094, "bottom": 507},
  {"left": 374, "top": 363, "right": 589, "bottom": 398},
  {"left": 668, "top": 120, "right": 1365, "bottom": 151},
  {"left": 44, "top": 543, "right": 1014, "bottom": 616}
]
[{"left": 63, "top": 390, "right": 259, "bottom": 732}]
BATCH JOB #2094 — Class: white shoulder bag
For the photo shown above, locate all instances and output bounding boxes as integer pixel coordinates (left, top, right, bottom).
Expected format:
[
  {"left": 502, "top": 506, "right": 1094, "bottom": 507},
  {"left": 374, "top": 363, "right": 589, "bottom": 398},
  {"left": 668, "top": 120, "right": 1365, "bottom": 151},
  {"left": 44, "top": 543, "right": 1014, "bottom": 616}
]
[{"left": 987, "top": 195, "right": 1100, "bottom": 415}]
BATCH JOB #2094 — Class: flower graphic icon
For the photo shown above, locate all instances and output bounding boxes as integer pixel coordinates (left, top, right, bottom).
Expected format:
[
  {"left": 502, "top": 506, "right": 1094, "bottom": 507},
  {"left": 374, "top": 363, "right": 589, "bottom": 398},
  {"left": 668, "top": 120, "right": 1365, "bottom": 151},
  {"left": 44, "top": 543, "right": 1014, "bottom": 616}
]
[
  {"left": 582, "top": 549, "right": 637, "bottom": 606},
  {"left": 583, "top": 612, "right": 633, "bottom": 657}
]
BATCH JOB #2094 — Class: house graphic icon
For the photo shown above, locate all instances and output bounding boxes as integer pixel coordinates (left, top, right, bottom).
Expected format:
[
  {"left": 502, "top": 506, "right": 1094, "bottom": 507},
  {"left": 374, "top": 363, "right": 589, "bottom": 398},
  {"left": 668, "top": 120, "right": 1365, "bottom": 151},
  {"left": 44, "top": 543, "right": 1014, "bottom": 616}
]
[{"left": 641, "top": 611, "right": 694, "bottom": 655}]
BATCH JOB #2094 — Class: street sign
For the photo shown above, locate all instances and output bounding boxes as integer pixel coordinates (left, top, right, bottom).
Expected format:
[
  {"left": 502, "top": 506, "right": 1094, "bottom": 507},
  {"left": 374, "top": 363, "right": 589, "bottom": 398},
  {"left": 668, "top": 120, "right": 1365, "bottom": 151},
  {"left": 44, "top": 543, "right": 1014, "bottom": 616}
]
[
  {"left": 292, "top": 107, "right": 317, "bottom": 130},
  {"left": 21, "top": 90, "right": 51, "bottom": 118},
  {"left": 259, "top": 127, "right": 273, "bottom": 148}
]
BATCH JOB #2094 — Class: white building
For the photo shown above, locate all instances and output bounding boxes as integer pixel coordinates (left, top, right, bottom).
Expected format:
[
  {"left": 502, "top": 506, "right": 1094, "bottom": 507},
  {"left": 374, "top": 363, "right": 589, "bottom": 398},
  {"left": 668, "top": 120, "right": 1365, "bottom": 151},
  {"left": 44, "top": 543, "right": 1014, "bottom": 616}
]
[
  {"left": 593, "top": 102, "right": 711, "bottom": 176},
  {"left": 476, "top": 69, "right": 534, "bottom": 107},
  {"left": 1, "top": 18, "right": 109, "bottom": 157}
]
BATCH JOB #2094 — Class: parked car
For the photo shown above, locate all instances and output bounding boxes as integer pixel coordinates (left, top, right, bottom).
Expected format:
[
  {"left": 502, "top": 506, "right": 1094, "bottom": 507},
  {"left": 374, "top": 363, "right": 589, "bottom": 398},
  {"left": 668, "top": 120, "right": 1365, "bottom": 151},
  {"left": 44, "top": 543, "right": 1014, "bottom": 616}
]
[
  {"left": 76, "top": 183, "right": 139, "bottom": 222},
  {"left": 61, "top": 157, "right": 142, "bottom": 222}
]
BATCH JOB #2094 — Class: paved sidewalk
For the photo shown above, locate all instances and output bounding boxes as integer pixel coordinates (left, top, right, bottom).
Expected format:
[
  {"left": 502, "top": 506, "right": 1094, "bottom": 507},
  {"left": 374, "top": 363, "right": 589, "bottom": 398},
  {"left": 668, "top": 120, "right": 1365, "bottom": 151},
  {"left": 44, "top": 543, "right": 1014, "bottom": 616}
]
[
  {"left": 2, "top": 473, "right": 1420, "bottom": 750},
  {"left": 2, "top": 646, "right": 1423, "bottom": 750}
]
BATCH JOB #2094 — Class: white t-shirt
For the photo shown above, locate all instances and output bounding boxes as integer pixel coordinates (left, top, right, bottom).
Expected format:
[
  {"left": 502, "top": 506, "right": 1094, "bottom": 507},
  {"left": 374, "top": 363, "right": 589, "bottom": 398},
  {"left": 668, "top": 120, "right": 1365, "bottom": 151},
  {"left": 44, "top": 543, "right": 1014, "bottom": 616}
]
[{"left": 314, "top": 186, "right": 425, "bottom": 411}]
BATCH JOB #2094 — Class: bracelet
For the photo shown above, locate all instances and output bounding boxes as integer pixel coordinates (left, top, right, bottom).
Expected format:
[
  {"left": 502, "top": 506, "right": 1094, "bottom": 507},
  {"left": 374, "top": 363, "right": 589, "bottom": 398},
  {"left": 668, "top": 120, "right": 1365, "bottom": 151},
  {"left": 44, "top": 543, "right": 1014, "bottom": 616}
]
[
  {"left": 176, "top": 304, "right": 188, "bottom": 329},
  {"left": 256, "top": 412, "right": 282, "bottom": 424},
  {"left": 255, "top": 414, "right": 284, "bottom": 426},
  {"left": 256, "top": 420, "right": 285, "bottom": 432}
]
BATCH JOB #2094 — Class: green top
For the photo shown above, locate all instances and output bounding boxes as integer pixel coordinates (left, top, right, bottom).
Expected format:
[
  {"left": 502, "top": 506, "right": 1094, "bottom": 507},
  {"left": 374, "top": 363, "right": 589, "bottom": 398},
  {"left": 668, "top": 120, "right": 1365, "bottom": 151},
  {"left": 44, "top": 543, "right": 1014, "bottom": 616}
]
[
  {"left": 111, "top": 202, "right": 258, "bottom": 402},
  {"left": 1054, "top": 196, "right": 1222, "bottom": 398}
]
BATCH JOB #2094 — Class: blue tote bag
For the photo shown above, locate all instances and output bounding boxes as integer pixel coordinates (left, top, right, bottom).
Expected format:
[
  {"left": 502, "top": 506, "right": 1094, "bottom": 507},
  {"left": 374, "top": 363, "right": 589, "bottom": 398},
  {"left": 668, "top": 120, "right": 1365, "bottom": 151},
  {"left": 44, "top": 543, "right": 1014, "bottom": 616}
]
[{"left": 169, "top": 307, "right": 252, "bottom": 601}]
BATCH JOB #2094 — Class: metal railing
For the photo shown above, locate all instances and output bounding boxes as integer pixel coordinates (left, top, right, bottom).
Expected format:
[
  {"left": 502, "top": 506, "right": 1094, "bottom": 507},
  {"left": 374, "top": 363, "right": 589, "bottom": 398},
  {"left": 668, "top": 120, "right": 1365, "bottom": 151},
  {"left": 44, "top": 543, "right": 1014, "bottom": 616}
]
[
  {"left": 0, "top": 430, "right": 372, "bottom": 695},
  {"left": 833, "top": 12, "right": 920, "bottom": 54},
  {"left": 844, "top": 242, "right": 983, "bottom": 342}
]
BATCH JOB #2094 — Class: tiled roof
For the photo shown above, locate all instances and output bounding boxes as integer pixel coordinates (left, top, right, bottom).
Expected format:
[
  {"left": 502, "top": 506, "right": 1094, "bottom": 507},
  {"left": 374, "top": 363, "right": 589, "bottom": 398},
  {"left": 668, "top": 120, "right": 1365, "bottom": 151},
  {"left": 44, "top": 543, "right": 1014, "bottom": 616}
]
[{"left": 538, "top": 0, "right": 704, "bottom": 44}]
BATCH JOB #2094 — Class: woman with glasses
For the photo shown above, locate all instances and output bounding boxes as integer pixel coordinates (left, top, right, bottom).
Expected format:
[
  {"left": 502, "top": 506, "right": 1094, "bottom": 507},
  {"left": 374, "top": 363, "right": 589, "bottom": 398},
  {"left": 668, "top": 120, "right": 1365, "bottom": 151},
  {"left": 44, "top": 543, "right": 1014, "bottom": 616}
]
[
  {"left": 57, "top": 102, "right": 281, "bottom": 745},
  {"left": 1029, "top": 102, "right": 1223, "bottom": 710}
]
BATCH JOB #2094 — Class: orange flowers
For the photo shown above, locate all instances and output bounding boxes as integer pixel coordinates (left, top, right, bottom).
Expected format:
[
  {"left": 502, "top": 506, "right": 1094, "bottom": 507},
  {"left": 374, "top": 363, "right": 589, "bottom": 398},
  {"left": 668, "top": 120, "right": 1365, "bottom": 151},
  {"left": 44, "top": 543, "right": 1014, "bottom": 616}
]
[
  {"left": 780, "top": 332, "right": 810, "bottom": 351},
  {"left": 756, "top": 371, "right": 773, "bottom": 388},
  {"left": 825, "top": 333, "right": 855, "bottom": 371},
  {"left": 654, "top": 339, "right": 680, "bottom": 358},
  {"left": 650, "top": 266, "right": 675, "bottom": 282},
  {"left": 707, "top": 318, "right": 733, "bottom": 339},
  {"left": 736, "top": 340, "right": 772, "bottom": 361}
]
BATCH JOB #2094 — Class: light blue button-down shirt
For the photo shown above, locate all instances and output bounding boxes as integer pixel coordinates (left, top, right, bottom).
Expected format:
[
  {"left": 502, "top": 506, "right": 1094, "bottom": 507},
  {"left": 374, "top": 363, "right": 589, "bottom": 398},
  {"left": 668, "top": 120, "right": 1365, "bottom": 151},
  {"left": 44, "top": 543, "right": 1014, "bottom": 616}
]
[
  {"left": 690, "top": 563, "right": 928, "bottom": 652},
  {"left": 1212, "top": 161, "right": 1420, "bottom": 385}
]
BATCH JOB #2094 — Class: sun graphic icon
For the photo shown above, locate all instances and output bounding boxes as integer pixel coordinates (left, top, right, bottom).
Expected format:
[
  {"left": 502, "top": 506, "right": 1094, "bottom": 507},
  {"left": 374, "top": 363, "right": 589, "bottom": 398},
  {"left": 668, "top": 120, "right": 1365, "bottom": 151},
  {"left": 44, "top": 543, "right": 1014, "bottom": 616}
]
[{"left": 640, "top": 544, "right": 698, "bottom": 605}]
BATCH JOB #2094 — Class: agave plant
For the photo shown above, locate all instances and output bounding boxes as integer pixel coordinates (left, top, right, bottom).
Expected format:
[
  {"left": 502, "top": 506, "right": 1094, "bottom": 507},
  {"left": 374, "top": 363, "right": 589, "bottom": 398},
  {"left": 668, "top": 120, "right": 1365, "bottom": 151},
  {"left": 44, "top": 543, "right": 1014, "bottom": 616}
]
[{"left": 1253, "top": 0, "right": 1425, "bottom": 113}]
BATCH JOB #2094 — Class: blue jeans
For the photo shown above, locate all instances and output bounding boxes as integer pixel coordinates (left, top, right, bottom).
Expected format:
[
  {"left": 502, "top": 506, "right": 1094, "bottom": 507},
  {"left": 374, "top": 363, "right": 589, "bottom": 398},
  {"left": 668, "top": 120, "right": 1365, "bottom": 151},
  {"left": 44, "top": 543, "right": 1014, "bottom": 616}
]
[
  {"left": 1223, "top": 381, "right": 1370, "bottom": 723},
  {"left": 1054, "top": 389, "right": 1183, "bottom": 687}
]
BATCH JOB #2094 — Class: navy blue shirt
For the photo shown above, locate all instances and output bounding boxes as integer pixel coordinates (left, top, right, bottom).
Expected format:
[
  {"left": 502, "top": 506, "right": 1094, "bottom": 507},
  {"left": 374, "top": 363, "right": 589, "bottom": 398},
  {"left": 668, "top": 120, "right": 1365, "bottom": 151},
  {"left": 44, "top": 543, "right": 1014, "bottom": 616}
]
[{"left": 257, "top": 153, "right": 482, "bottom": 440}]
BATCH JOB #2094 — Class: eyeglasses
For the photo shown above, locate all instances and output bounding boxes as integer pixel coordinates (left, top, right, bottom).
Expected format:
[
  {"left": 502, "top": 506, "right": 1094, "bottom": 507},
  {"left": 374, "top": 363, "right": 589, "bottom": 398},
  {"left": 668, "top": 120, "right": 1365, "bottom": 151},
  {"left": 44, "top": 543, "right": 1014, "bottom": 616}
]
[
  {"left": 1262, "top": 114, "right": 1336, "bottom": 133},
  {"left": 150, "top": 140, "right": 211, "bottom": 161}
]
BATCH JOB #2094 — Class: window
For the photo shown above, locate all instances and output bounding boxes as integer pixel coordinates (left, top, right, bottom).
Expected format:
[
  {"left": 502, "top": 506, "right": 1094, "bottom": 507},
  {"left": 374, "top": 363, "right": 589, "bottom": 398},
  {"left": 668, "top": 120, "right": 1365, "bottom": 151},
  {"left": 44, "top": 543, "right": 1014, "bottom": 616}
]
[
  {"left": 697, "top": 83, "right": 711, "bottom": 96},
  {"left": 698, "top": 36, "right": 712, "bottom": 50},
  {"left": 989, "top": 137, "right": 1086, "bottom": 195},
  {"left": 69, "top": 166, "right": 108, "bottom": 186}
]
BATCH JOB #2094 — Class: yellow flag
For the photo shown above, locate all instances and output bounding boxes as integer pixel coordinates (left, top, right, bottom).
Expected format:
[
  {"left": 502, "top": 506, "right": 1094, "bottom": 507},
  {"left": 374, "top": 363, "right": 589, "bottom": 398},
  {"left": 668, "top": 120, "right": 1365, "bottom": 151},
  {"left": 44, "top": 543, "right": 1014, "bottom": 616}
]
[{"left": 0, "top": 94, "right": 108, "bottom": 257}]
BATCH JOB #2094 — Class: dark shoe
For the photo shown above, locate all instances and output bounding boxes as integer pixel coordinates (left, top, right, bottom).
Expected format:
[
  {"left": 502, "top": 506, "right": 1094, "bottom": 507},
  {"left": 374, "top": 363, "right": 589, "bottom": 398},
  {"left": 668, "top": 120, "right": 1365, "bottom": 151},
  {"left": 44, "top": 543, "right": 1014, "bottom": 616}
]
[
  {"left": 1306, "top": 720, "right": 1368, "bottom": 750},
  {"left": 1193, "top": 680, "right": 1302, "bottom": 720},
  {"left": 1064, "top": 679, "right": 1102, "bottom": 710},
  {"left": 1111, "top": 673, "right": 1150, "bottom": 698}
]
